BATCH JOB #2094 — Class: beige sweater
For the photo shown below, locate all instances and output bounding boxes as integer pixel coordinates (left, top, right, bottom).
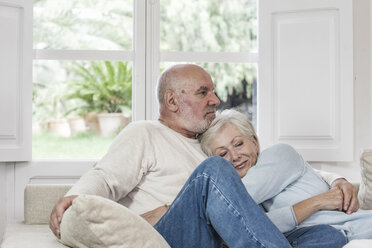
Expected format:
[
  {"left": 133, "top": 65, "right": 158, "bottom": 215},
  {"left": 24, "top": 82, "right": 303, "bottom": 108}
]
[
  {"left": 67, "top": 120, "right": 341, "bottom": 215},
  {"left": 67, "top": 120, "right": 207, "bottom": 214}
]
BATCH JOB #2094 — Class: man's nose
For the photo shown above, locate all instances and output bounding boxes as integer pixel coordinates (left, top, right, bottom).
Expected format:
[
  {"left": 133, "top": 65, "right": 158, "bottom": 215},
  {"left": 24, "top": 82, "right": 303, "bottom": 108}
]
[{"left": 209, "top": 92, "right": 220, "bottom": 106}]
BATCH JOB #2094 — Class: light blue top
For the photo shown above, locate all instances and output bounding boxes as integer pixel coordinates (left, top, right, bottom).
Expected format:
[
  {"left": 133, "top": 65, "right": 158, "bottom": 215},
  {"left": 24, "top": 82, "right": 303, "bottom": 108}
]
[
  {"left": 242, "top": 143, "right": 372, "bottom": 241},
  {"left": 241, "top": 143, "right": 315, "bottom": 233}
]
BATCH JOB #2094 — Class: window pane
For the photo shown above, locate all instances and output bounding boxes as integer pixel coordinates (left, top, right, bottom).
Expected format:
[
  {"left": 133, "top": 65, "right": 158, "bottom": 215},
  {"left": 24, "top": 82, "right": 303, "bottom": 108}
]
[
  {"left": 33, "top": 60, "right": 133, "bottom": 158},
  {"left": 33, "top": 0, "right": 133, "bottom": 50},
  {"left": 160, "top": 62, "right": 257, "bottom": 128},
  {"left": 160, "top": 0, "right": 257, "bottom": 52}
]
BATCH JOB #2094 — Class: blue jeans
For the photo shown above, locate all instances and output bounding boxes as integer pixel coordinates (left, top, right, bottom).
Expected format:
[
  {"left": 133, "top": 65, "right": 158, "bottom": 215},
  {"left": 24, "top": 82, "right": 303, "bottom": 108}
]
[
  {"left": 155, "top": 156, "right": 291, "bottom": 247},
  {"left": 154, "top": 156, "right": 346, "bottom": 248},
  {"left": 285, "top": 225, "right": 347, "bottom": 248}
]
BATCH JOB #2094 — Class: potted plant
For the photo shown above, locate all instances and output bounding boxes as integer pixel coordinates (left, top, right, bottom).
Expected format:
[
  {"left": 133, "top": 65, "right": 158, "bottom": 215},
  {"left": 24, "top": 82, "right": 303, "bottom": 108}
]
[
  {"left": 33, "top": 79, "right": 72, "bottom": 137},
  {"left": 65, "top": 61, "right": 132, "bottom": 136}
]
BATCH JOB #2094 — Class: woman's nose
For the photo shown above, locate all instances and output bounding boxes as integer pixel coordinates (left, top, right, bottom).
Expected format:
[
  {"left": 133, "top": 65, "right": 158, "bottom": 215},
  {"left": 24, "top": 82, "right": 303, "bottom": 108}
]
[{"left": 231, "top": 150, "right": 240, "bottom": 162}]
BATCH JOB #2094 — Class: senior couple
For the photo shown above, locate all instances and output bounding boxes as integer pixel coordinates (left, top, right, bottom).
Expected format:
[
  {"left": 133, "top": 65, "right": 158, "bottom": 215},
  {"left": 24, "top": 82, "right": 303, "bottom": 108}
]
[{"left": 50, "top": 64, "right": 363, "bottom": 247}]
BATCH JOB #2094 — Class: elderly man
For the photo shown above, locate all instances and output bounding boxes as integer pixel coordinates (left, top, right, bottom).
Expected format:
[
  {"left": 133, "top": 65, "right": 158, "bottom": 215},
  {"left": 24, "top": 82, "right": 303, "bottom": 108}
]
[{"left": 50, "top": 64, "right": 351, "bottom": 247}]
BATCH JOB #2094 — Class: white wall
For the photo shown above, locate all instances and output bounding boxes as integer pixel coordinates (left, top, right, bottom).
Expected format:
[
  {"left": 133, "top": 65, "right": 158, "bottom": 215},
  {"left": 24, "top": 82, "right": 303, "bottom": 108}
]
[
  {"left": 311, "top": 0, "right": 372, "bottom": 183},
  {"left": 0, "top": 162, "right": 7, "bottom": 241}
]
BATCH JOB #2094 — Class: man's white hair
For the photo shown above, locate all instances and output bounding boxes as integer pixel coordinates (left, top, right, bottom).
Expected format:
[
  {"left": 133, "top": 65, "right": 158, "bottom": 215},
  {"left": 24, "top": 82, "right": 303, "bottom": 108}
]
[{"left": 156, "top": 64, "right": 204, "bottom": 107}]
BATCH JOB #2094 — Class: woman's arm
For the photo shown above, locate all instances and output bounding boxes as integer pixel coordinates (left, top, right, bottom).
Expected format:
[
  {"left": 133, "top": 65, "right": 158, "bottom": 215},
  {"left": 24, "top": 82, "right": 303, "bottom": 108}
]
[
  {"left": 266, "top": 187, "right": 344, "bottom": 233},
  {"left": 313, "top": 169, "right": 359, "bottom": 214},
  {"left": 243, "top": 143, "right": 306, "bottom": 203},
  {"left": 292, "top": 187, "right": 344, "bottom": 224}
]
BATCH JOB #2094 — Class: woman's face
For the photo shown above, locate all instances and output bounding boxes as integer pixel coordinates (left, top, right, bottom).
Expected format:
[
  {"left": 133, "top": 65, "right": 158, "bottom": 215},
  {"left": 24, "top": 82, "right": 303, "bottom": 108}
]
[{"left": 209, "top": 123, "right": 259, "bottom": 178}]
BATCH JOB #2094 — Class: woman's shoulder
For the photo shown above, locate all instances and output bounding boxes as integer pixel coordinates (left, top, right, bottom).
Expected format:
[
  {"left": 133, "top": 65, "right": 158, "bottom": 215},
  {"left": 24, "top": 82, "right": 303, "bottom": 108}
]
[
  {"left": 260, "top": 143, "right": 302, "bottom": 162},
  {"left": 262, "top": 143, "right": 297, "bottom": 154}
]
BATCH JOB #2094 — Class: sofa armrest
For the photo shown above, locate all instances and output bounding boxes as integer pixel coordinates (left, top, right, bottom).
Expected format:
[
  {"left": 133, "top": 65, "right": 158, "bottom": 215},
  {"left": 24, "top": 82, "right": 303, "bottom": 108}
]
[{"left": 24, "top": 184, "right": 72, "bottom": 224}]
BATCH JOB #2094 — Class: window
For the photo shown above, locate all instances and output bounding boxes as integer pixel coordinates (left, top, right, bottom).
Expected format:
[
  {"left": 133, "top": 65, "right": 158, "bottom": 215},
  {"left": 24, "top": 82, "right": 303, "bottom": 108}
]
[
  {"left": 32, "top": 0, "right": 258, "bottom": 159},
  {"left": 33, "top": 0, "right": 135, "bottom": 158},
  {"left": 159, "top": 0, "right": 258, "bottom": 126}
]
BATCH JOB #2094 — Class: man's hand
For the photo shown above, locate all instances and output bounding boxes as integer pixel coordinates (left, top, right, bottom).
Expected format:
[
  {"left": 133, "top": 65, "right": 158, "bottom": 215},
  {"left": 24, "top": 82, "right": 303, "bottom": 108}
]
[
  {"left": 49, "top": 195, "right": 78, "bottom": 238},
  {"left": 140, "top": 205, "right": 169, "bottom": 226},
  {"left": 331, "top": 178, "right": 359, "bottom": 214}
]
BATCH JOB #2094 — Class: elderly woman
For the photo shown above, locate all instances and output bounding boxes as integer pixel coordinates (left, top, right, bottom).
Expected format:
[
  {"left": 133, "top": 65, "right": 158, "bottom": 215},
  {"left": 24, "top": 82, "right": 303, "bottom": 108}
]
[{"left": 199, "top": 109, "right": 372, "bottom": 242}]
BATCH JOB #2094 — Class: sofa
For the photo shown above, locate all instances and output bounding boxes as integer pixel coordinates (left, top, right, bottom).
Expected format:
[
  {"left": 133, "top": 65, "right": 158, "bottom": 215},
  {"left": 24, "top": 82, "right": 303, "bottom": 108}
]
[
  {"left": 1, "top": 184, "right": 170, "bottom": 248},
  {"left": 2, "top": 149, "right": 372, "bottom": 248},
  {"left": 1, "top": 184, "right": 72, "bottom": 248}
]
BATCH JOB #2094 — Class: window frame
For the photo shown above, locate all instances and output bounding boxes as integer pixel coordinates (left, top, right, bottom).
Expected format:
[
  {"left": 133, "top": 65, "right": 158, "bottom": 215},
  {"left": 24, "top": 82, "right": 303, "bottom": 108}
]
[
  {"left": 32, "top": 0, "right": 259, "bottom": 155},
  {"left": 146, "top": 0, "right": 259, "bottom": 120}
]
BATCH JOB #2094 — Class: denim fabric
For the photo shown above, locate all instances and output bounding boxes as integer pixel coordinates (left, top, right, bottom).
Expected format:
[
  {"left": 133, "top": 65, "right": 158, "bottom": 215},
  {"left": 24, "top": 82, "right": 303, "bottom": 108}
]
[
  {"left": 285, "top": 224, "right": 347, "bottom": 248},
  {"left": 155, "top": 156, "right": 292, "bottom": 248}
]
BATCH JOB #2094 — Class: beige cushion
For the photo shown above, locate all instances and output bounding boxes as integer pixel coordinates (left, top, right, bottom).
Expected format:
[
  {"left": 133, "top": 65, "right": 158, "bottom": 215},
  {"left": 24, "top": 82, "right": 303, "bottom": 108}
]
[
  {"left": 59, "top": 195, "right": 170, "bottom": 248},
  {"left": 358, "top": 149, "right": 372, "bottom": 210},
  {"left": 24, "top": 184, "right": 72, "bottom": 224},
  {"left": 1, "top": 224, "right": 67, "bottom": 248}
]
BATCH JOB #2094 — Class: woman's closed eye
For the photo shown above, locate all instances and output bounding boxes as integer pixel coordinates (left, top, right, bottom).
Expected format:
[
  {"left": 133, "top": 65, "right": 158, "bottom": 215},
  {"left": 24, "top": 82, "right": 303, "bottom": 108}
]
[
  {"left": 234, "top": 141, "right": 243, "bottom": 147},
  {"left": 219, "top": 151, "right": 227, "bottom": 157}
]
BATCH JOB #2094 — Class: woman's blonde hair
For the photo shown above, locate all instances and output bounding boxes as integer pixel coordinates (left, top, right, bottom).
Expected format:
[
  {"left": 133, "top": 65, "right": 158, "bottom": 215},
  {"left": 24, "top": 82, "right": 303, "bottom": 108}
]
[{"left": 199, "top": 109, "right": 260, "bottom": 156}]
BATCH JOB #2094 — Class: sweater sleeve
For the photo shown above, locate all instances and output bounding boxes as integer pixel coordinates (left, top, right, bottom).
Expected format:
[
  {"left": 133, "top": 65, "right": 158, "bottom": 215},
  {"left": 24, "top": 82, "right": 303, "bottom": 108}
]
[
  {"left": 66, "top": 122, "right": 152, "bottom": 202},
  {"left": 264, "top": 205, "right": 297, "bottom": 233},
  {"left": 242, "top": 143, "right": 306, "bottom": 204}
]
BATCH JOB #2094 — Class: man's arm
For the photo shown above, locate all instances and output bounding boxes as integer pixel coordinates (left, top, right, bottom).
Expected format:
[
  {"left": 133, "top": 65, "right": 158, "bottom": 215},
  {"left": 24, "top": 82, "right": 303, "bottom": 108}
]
[
  {"left": 315, "top": 169, "right": 359, "bottom": 214},
  {"left": 49, "top": 195, "right": 77, "bottom": 238},
  {"left": 49, "top": 122, "right": 150, "bottom": 237}
]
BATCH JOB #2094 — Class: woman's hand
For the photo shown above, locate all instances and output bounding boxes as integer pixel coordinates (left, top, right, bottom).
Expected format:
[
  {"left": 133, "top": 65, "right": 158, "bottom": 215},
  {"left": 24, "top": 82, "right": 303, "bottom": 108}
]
[
  {"left": 315, "top": 187, "right": 344, "bottom": 211},
  {"left": 293, "top": 188, "right": 344, "bottom": 225},
  {"left": 331, "top": 178, "right": 359, "bottom": 214}
]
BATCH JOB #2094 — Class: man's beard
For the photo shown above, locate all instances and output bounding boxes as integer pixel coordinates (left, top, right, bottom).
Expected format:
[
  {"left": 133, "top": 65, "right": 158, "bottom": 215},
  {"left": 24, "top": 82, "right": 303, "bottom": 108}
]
[{"left": 179, "top": 103, "right": 215, "bottom": 135}]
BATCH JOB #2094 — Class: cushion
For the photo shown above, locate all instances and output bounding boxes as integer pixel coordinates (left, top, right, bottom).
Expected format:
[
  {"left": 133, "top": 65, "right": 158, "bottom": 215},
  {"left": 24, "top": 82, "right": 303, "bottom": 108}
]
[
  {"left": 24, "top": 184, "right": 72, "bottom": 224},
  {"left": 1, "top": 224, "right": 67, "bottom": 248},
  {"left": 343, "top": 239, "right": 372, "bottom": 248},
  {"left": 59, "top": 195, "right": 170, "bottom": 248},
  {"left": 358, "top": 149, "right": 372, "bottom": 209}
]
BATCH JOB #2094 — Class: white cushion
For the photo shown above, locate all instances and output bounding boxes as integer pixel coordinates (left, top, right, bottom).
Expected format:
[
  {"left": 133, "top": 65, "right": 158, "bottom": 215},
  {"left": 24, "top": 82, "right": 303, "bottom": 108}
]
[
  {"left": 1, "top": 224, "right": 67, "bottom": 248},
  {"left": 59, "top": 195, "right": 170, "bottom": 248},
  {"left": 343, "top": 239, "right": 372, "bottom": 248}
]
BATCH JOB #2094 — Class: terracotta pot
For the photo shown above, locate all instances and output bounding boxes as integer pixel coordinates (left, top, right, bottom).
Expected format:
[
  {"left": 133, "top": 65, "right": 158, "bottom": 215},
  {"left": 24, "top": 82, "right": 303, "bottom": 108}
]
[
  {"left": 84, "top": 113, "right": 100, "bottom": 134},
  {"left": 68, "top": 116, "right": 86, "bottom": 134},
  {"left": 97, "top": 113, "right": 131, "bottom": 137},
  {"left": 48, "top": 119, "right": 71, "bottom": 137}
]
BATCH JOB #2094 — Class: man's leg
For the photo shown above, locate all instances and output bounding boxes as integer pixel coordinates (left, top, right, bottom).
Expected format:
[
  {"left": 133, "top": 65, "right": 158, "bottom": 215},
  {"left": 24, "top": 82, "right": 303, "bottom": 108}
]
[
  {"left": 155, "top": 156, "right": 292, "bottom": 248},
  {"left": 285, "top": 225, "right": 347, "bottom": 248}
]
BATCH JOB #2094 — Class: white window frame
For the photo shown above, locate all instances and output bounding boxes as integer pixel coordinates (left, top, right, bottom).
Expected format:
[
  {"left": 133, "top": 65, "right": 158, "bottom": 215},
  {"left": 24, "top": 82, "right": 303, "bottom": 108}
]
[
  {"left": 33, "top": 0, "right": 146, "bottom": 121},
  {"left": 146, "top": 0, "right": 259, "bottom": 120}
]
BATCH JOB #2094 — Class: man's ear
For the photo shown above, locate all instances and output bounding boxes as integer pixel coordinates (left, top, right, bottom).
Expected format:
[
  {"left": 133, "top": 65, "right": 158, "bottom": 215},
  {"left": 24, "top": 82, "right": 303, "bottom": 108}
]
[{"left": 163, "top": 90, "right": 179, "bottom": 112}]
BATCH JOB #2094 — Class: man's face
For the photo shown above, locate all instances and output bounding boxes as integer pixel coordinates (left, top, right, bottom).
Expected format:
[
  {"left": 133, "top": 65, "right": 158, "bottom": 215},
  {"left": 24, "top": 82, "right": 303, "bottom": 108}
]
[{"left": 178, "top": 70, "right": 220, "bottom": 135}]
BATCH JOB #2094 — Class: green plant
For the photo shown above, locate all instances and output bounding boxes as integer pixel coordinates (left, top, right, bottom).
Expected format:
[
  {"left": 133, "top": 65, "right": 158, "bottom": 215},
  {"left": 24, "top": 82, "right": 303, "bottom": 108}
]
[{"left": 65, "top": 61, "right": 132, "bottom": 115}]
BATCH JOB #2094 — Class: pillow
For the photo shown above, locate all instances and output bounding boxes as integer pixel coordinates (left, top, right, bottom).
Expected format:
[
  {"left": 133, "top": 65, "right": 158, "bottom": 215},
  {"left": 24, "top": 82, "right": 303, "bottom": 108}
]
[
  {"left": 59, "top": 195, "right": 170, "bottom": 248},
  {"left": 358, "top": 149, "right": 372, "bottom": 210},
  {"left": 343, "top": 239, "right": 372, "bottom": 248}
]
